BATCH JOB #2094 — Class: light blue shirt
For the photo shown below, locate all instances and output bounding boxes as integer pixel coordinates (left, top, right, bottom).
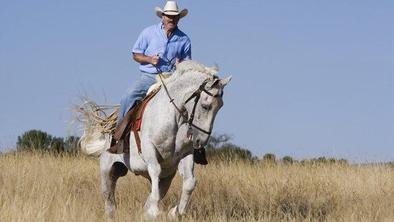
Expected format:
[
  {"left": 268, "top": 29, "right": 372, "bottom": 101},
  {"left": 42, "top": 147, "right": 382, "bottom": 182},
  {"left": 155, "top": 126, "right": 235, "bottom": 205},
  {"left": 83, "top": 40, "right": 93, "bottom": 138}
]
[{"left": 132, "top": 22, "right": 192, "bottom": 74}]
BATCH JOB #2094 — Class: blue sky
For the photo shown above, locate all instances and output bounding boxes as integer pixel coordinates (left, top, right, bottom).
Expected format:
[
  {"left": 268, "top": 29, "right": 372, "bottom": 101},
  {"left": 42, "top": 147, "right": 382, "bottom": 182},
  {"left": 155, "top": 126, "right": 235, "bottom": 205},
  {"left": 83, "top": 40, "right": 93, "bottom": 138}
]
[{"left": 0, "top": 0, "right": 393, "bottom": 162}]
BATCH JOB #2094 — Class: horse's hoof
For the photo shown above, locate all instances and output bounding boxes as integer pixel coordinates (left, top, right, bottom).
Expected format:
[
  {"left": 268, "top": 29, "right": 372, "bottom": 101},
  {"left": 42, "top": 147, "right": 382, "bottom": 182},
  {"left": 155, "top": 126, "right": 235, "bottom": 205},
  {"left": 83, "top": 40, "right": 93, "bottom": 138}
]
[
  {"left": 144, "top": 207, "right": 161, "bottom": 219},
  {"left": 106, "top": 217, "right": 114, "bottom": 222},
  {"left": 168, "top": 206, "right": 179, "bottom": 219},
  {"left": 104, "top": 205, "right": 115, "bottom": 222}
]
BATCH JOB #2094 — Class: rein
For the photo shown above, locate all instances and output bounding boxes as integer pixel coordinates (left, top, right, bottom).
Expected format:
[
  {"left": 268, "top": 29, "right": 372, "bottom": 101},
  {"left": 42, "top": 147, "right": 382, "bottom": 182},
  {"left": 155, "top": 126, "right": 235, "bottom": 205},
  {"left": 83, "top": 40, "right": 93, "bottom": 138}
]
[{"left": 158, "top": 73, "right": 186, "bottom": 118}]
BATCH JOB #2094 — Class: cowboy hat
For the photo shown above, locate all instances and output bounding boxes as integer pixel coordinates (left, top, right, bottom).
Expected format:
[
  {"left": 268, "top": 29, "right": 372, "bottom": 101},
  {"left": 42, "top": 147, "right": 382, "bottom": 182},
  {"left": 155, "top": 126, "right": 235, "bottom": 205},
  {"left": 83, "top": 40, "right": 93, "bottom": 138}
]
[{"left": 155, "top": 1, "right": 188, "bottom": 19}]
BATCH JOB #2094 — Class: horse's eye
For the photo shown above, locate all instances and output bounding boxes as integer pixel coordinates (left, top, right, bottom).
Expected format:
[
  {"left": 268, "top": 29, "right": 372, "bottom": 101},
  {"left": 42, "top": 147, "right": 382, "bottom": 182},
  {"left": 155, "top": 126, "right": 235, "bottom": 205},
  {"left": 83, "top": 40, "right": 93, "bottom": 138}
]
[{"left": 201, "top": 103, "right": 211, "bottom": 111}]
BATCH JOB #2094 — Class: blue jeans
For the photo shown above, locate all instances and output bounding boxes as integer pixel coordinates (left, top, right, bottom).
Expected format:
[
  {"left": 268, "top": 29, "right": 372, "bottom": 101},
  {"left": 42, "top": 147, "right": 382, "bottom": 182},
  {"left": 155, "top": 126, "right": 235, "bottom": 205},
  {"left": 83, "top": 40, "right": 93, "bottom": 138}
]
[{"left": 117, "top": 72, "right": 157, "bottom": 124}]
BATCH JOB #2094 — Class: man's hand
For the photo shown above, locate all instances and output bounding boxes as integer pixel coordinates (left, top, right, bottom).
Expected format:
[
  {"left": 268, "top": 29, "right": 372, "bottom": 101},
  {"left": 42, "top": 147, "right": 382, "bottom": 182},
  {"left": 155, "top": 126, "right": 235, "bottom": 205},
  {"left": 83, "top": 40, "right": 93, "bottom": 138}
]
[
  {"left": 150, "top": 55, "right": 160, "bottom": 66},
  {"left": 176, "top": 58, "right": 182, "bottom": 66},
  {"left": 132, "top": 53, "right": 160, "bottom": 66}
]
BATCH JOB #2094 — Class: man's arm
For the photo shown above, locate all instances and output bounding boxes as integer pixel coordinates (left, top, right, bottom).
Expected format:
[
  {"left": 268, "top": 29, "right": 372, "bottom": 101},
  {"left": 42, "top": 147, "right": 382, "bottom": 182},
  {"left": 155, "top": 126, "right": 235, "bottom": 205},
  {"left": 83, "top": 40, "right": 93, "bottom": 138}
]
[
  {"left": 132, "top": 53, "right": 159, "bottom": 66},
  {"left": 182, "top": 39, "right": 192, "bottom": 60},
  {"left": 175, "top": 39, "right": 192, "bottom": 65}
]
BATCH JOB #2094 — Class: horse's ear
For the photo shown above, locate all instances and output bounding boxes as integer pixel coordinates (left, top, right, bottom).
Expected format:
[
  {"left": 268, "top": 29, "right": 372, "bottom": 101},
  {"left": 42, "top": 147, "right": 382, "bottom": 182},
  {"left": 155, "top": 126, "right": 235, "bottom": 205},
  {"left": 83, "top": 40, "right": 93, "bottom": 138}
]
[
  {"left": 220, "top": 76, "right": 232, "bottom": 87},
  {"left": 207, "top": 78, "right": 220, "bottom": 89}
]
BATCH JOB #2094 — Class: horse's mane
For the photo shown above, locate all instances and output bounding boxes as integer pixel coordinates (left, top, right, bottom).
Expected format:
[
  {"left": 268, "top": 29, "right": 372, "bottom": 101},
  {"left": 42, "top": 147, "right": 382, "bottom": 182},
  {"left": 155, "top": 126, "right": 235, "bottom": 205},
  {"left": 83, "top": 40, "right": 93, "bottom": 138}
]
[{"left": 165, "top": 60, "right": 219, "bottom": 84}]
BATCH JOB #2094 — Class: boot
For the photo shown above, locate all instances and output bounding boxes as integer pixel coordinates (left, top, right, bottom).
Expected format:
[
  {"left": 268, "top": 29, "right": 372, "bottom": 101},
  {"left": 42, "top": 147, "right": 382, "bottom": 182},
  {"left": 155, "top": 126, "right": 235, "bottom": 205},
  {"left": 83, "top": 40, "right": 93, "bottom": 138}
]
[
  {"left": 107, "top": 137, "right": 119, "bottom": 154},
  {"left": 107, "top": 135, "right": 132, "bottom": 154},
  {"left": 194, "top": 148, "right": 208, "bottom": 165},
  {"left": 113, "top": 107, "right": 136, "bottom": 141},
  {"left": 107, "top": 103, "right": 138, "bottom": 154}
]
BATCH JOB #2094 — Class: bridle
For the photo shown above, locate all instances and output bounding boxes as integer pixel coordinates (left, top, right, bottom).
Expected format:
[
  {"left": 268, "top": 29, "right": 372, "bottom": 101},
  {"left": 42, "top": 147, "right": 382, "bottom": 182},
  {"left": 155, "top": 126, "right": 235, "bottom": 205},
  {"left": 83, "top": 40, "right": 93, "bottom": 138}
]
[
  {"left": 183, "top": 79, "right": 222, "bottom": 136},
  {"left": 155, "top": 65, "right": 222, "bottom": 138}
]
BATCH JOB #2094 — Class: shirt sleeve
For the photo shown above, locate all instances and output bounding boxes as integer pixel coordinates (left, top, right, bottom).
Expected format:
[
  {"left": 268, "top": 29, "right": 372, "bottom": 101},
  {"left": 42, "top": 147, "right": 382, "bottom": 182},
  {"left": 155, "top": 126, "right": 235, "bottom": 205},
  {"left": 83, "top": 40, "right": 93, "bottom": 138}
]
[
  {"left": 182, "top": 38, "right": 192, "bottom": 60},
  {"left": 132, "top": 29, "right": 148, "bottom": 54}
]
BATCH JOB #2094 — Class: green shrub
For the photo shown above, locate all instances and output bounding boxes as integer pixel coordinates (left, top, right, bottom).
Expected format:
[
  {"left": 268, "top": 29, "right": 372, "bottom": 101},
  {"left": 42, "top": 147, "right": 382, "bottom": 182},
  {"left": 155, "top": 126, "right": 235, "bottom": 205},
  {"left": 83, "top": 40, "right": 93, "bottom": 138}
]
[
  {"left": 16, "top": 130, "right": 80, "bottom": 153},
  {"left": 17, "top": 130, "right": 53, "bottom": 151},
  {"left": 205, "top": 134, "right": 256, "bottom": 162},
  {"left": 50, "top": 137, "right": 65, "bottom": 152},
  {"left": 64, "top": 136, "right": 81, "bottom": 152},
  {"left": 263, "top": 153, "right": 276, "bottom": 163},
  {"left": 282, "top": 156, "right": 294, "bottom": 164},
  {"left": 206, "top": 144, "right": 256, "bottom": 162}
]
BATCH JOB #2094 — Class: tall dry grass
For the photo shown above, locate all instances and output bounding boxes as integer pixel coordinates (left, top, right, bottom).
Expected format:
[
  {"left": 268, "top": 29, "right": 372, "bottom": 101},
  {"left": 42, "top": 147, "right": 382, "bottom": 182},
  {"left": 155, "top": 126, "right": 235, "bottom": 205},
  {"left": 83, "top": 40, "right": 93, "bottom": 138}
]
[{"left": 0, "top": 151, "right": 393, "bottom": 222}]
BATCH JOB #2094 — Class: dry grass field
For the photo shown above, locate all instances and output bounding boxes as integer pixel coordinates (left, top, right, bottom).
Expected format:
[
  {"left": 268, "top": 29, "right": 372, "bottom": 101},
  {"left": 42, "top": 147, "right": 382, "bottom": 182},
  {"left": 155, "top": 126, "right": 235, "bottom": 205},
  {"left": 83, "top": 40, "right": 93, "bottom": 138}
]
[{"left": 0, "top": 151, "right": 393, "bottom": 222}]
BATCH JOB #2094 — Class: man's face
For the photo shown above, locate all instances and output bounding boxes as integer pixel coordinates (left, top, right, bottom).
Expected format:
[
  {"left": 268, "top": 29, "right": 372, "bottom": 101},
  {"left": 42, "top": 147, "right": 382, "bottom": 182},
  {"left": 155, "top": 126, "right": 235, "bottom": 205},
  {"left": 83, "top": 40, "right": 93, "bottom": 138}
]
[{"left": 162, "top": 14, "right": 180, "bottom": 31}]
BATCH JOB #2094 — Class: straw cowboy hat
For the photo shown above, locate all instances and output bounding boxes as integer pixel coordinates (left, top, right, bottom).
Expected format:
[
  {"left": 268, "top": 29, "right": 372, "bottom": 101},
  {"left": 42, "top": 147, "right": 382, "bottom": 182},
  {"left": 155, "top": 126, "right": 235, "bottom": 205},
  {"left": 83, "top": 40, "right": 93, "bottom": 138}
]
[{"left": 155, "top": 1, "right": 188, "bottom": 18}]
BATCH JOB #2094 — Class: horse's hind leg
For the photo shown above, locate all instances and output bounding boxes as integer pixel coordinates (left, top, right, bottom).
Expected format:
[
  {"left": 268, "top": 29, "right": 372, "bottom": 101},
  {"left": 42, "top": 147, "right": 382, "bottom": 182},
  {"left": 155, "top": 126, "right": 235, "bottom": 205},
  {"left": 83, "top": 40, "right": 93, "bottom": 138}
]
[{"left": 100, "top": 154, "right": 128, "bottom": 221}]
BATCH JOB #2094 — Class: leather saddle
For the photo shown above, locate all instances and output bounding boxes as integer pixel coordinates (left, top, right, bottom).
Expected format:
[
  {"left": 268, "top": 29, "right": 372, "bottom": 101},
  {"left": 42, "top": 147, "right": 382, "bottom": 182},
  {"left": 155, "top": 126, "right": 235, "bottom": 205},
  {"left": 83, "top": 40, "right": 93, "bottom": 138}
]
[{"left": 109, "top": 88, "right": 160, "bottom": 154}]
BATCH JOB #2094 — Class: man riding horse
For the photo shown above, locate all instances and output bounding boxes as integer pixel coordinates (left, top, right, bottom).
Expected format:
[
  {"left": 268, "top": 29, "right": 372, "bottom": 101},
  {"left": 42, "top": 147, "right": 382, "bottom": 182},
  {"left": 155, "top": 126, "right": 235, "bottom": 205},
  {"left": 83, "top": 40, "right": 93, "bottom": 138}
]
[{"left": 108, "top": 1, "right": 208, "bottom": 165}]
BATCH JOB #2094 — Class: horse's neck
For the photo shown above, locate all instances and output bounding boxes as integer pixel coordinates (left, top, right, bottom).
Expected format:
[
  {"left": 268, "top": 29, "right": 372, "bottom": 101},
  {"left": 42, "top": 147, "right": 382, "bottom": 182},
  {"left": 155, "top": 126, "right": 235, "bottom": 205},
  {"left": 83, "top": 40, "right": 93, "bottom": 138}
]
[{"left": 166, "top": 72, "right": 206, "bottom": 101}]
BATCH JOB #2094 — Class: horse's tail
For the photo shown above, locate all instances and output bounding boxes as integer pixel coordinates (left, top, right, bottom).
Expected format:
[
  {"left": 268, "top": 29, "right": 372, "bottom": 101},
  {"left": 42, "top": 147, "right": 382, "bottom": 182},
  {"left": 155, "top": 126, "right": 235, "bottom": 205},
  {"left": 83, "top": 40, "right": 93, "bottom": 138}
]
[
  {"left": 73, "top": 99, "right": 118, "bottom": 156},
  {"left": 80, "top": 127, "right": 110, "bottom": 156}
]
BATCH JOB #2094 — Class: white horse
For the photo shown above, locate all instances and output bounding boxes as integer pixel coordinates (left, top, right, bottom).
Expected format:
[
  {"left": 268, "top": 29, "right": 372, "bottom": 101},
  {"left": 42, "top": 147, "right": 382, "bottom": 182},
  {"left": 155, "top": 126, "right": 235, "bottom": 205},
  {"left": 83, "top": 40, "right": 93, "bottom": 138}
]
[{"left": 79, "top": 60, "right": 231, "bottom": 219}]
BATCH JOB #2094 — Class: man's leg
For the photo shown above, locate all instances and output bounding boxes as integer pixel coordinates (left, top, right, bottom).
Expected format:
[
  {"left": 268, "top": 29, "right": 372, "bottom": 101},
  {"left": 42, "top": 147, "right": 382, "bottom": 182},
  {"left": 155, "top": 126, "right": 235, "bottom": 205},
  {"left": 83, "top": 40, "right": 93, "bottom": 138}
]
[{"left": 117, "top": 73, "right": 157, "bottom": 124}]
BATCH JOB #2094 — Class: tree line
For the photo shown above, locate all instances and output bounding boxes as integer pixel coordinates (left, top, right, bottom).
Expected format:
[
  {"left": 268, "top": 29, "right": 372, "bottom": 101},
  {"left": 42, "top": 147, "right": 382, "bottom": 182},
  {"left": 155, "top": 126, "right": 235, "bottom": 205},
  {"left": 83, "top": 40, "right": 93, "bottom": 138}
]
[
  {"left": 205, "top": 133, "right": 348, "bottom": 165},
  {"left": 14, "top": 130, "right": 349, "bottom": 165},
  {"left": 16, "top": 130, "right": 80, "bottom": 153}
]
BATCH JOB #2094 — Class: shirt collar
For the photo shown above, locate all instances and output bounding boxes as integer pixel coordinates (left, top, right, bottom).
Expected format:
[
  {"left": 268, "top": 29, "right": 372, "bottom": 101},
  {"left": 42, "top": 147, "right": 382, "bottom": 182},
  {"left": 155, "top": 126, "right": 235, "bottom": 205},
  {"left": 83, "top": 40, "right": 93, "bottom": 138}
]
[{"left": 159, "top": 22, "right": 178, "bottom": 38}]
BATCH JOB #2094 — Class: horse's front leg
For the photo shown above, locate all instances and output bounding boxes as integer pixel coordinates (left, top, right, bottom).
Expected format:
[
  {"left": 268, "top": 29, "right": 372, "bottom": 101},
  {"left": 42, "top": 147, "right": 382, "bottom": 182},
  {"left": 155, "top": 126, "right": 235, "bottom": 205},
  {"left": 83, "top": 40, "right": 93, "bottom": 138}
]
[
  {"left": 169, "top": 153, "right": 196, "bottom": 217},
  {"left": 144, "top": 163, "right": 162, "bottom": 217}
]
